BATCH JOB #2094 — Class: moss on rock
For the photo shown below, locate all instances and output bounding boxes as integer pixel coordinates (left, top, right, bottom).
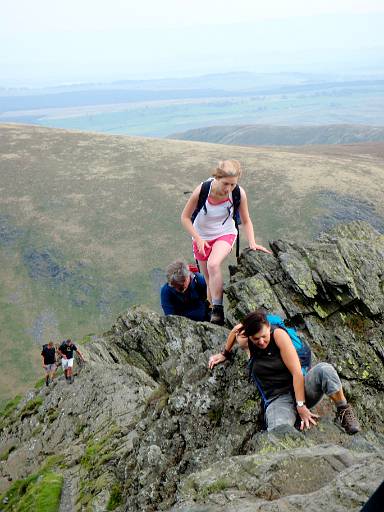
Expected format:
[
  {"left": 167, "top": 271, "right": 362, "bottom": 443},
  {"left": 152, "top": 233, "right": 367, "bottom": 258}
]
[
  {"left": 19, "top": 396, "right": 43, "bottom": 420},
  {"left": 0, "top": 469, "right": 63, "bottom": 512}
]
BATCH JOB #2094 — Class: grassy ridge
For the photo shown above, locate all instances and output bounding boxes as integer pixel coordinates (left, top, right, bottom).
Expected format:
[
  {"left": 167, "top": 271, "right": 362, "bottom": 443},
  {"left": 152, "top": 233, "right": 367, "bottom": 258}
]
[
  {"left": 170, "top": 124, "right": 384, "bottom": 146},
  {"left": 0, "top": 124, "right": 384, "bottom": 401}
]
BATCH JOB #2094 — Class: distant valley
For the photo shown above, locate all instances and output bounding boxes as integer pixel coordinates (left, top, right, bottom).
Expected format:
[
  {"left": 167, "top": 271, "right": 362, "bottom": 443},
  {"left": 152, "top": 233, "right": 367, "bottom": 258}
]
[{"left": 1, "top": 72, "right": 384, "bottom": 138}]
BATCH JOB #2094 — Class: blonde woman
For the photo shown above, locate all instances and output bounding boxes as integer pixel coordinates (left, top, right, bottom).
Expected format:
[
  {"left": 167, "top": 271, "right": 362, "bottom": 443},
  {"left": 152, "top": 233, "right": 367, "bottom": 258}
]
[{"left": 181, "top": 160, "right": 271, "bottom": 325}]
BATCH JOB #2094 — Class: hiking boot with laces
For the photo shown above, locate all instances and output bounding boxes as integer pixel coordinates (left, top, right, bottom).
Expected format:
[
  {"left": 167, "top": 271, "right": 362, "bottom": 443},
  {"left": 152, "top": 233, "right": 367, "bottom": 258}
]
[
  {"left": 335, "top": 404, "right": 360, "bottom": 435},
  {"left": 210, "top": 305, "right": 224, "bottom": 326}
]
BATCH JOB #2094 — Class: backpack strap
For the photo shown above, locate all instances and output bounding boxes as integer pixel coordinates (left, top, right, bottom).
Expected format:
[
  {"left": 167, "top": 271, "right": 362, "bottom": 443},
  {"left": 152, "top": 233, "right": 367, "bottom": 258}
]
[
  {"left": 191, "top": 180, "right": 212, "bottom": 223},
  {"left": 247, "top": 354, "right": 271, "bottom": 410},
  {"left": 232, "top": 185, "right": 241, "bottom": 260},
  {"left": 192, "top": 273, "right": 207, "bottom": 301},
  {"left": 191, "top": 180, "right": 212, "bottom": 271},
  {"left": 232, "top": 185, "right": 241, "bottom": 214}
]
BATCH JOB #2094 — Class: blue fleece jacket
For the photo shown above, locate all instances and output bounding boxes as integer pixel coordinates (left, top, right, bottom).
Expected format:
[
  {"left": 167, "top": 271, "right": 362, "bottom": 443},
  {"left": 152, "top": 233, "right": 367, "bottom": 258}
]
[{"left": 160, "top": 273, "right": 208, "bottom": 321}]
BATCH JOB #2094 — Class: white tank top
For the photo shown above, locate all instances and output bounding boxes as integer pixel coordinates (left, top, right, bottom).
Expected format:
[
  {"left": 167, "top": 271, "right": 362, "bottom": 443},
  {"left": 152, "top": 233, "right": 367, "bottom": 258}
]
[{"left": 193, "top": 180, "right": 237, "bottom": 240}]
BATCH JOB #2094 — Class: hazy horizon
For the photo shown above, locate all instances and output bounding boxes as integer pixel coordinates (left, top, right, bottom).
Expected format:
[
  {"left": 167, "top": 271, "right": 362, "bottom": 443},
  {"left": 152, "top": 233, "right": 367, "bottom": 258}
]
[
  {"left": 2, "top": 1, "right": 384, "bottom": 87},
  {"left": 2, "top": 67, "right": 384, "bottom": 92}
]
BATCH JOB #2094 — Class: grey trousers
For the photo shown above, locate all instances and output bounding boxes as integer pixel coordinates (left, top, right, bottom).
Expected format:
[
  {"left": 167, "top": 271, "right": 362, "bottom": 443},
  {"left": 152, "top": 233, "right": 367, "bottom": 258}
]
[{"left": 265, "top": 362, "right": 342, "bottom": 431}]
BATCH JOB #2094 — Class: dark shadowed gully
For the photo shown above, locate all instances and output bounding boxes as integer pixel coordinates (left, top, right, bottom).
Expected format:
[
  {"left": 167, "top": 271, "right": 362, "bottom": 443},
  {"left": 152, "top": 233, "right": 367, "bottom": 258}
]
[{"left": 315, "top": 191, "right": 384, "bottom": 234}]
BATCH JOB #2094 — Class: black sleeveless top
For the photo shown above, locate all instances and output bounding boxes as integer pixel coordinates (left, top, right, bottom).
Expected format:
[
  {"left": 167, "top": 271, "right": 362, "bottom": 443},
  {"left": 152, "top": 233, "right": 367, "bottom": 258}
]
[{"left": 248, "top": 329, "right": 293, "bottom": 401}]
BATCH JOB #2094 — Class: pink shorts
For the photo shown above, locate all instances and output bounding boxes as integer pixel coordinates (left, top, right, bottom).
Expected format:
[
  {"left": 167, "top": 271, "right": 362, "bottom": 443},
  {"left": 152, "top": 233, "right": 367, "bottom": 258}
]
[{"left": 193, "top": 234, "right": 237, "bottom": 261}]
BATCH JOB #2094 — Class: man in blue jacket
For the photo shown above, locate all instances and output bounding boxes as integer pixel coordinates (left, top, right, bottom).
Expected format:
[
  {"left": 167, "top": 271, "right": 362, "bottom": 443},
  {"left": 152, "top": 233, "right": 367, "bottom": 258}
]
[{"left": 161, "top": 260, "right": 210, "bottom": 321}]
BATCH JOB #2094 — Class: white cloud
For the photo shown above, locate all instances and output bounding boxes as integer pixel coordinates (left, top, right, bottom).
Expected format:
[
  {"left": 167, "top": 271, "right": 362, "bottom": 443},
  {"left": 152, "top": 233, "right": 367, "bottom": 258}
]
[{"left": 2, "top": 0, "right": 384, "bottom": 33}]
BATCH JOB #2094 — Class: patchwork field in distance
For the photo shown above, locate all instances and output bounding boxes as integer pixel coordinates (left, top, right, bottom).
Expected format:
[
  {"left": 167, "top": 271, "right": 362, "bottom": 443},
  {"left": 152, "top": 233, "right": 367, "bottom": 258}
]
[
  {"left": 1, "top": 78, "right": 383, "bottom": 138},
  {"left": 0, "top": 123, "right": 384, "bottom": 402}
]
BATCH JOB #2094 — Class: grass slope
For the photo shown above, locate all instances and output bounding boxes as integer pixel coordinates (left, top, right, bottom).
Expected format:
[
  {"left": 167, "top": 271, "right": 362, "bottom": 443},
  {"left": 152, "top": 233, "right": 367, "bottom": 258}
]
[
  {"left": 0, "top": 123, "right": 384, "bottom": 401},
  {"left": 0, "top": 457, "right": 63, "bottom": 512},
  {"left": 170, "top": 124, "right": 384, "bottom": 146}
]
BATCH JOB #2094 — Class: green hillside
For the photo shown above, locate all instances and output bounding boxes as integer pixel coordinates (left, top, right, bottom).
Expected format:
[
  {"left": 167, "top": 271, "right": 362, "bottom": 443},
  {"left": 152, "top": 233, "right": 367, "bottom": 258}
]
[
  {"left": 170, "top": 124, "right": 384, "bottom": 146},
  {"left": 1, "top": 123, "right": 384, "bottom": 402}
]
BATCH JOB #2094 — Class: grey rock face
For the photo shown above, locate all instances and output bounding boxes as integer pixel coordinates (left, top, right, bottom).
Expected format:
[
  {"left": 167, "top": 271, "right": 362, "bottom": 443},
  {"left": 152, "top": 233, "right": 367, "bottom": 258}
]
[
  {"left": 171, "top": 444, "right": 384, "bottom": 512},
  {"left": 227, "top": 221, "right": 384, "bottom": 432},
  {"left": 1, "top": 221, "right": 383, "bottom": 512},
  {"left": 0, "top": 356, "right": 157, "bottom": 508}
]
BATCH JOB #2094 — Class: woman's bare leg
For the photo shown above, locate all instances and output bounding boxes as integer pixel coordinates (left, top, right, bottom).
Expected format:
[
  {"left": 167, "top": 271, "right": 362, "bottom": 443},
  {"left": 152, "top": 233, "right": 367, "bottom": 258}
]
[
  {"left": 206, "top": 241, "right": 233, "bottom": 302},
  {"left": 197, "top": 260, "right": 211, "bottom": 303}
]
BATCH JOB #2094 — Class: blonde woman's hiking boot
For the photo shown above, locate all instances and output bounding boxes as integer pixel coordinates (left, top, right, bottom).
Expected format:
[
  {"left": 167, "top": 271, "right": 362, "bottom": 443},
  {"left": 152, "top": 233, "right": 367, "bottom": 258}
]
[{"left": 210, "top": 305, "right": 224, "bottom": 326}]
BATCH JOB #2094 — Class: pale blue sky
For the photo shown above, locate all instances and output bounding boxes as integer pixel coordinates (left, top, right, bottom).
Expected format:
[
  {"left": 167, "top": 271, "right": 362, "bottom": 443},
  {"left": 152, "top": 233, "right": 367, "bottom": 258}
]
[{"left": 1, "top": 0, "right": 384, "bottom": 86}]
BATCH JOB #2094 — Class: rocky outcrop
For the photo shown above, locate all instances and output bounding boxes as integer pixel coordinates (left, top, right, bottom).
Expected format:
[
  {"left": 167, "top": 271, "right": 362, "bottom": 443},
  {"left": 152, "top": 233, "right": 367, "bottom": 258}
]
[
  {"left": 226, "top": 220, "right": 384, "bottom": 431},
  {"left": 1, "top": 221, "right": 383, "bottom": 511},
  {"left": 171, "top": 444, "right": 384, "bottom": 511}
]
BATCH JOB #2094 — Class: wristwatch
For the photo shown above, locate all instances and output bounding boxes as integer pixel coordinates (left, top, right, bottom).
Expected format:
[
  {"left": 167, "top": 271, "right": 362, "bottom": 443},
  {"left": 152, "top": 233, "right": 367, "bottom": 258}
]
[{"left": 296, "top": 401, "right": 306, "bottom": 407}]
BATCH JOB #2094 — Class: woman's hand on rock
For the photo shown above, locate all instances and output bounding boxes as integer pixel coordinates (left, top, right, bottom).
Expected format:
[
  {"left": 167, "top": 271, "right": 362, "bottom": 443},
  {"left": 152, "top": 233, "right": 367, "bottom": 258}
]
[
  {"left": 298, "top": 406, "right": 319, "bottom": 430},
  {"left": 208, "top": 353, "right": 226, "bottom": 369},
  {"left": 249, "top": 242, "right": 272, "bottom": 254}
]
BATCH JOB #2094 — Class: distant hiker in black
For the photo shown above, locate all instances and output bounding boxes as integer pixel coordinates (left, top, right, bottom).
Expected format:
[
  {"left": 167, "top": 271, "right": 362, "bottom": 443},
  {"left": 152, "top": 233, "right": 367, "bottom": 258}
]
[
  {"left": 161, "top": 260, "right": 210, "bottom": 322},
  {"left": 41, "top": 341, "right": 57, "bottom": 386},
  {"left": 209, "top": 309, "right": 361, "bottom": 435},
  {"left": 58, "top": 339, "right": 85, "bottom": 384},
  {"left": 181, "top": 160, "right": 271, "bottom": 326}
]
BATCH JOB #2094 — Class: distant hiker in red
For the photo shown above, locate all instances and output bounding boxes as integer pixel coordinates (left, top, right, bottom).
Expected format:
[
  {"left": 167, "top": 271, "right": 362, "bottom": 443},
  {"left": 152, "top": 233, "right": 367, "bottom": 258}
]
[
  {"left": 41, "top": 341, "right": 57, "bottom": 386},
  {"left": 181, "top": 160, "right": 271, "bottom": 326},
  {"left": 58, "top": 339, "right": 85, "bottom": 384}
]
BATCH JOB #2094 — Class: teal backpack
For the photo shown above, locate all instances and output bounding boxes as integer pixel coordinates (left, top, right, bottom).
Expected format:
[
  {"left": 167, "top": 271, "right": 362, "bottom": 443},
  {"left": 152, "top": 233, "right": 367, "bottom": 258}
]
[{"left": 265, "top": 314, "right": 312, "bottom": 376}]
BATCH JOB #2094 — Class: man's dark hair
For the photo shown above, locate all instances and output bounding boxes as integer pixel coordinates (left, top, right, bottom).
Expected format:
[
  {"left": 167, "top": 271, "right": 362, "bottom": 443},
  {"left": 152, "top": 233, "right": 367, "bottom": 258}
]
[{"left": 241, "top": 309, "right": 270, "bottom": 337}]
